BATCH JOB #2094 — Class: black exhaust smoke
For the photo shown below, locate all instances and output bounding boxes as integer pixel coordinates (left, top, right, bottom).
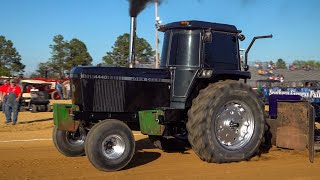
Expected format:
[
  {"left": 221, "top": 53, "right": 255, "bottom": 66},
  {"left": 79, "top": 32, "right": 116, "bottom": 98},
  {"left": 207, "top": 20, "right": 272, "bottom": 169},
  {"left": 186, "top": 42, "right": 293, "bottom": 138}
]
[{"left": 128, "top": 0, "right": 162, "bottom": 17}]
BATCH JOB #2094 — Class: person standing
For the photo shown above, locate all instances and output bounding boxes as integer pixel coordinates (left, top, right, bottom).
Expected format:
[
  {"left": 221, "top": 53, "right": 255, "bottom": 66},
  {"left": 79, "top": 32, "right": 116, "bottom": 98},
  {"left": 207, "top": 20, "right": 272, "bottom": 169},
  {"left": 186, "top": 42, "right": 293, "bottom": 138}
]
[
  {"left": 65, "top": 81, "right": 71, "bottom": 99},
  {"left": 62, "top": 80, "right": 68, "bottom": 99},
  {"left": 4, "top": 79, "right": 22, "bottom": 125},
  {"left": 0, "top": 79, "right": 9, "bottom": 113},
  {"left": 56, "top": 81, "right": 63, "bottom": 100}
]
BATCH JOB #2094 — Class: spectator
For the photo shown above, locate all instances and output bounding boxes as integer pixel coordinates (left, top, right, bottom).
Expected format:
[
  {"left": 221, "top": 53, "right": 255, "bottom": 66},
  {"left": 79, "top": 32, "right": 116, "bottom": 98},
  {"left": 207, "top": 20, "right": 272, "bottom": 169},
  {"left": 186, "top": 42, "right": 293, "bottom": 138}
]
[
  {"left": 300, "top": 82, "right": 311, "bottom": 93},
  {"left": 0, "top": 79, "right": 9, "bottom": 112},
  {"left": 62, "top": 81, "right": 67, "bottom": 99},
  {"left": 305, "top": 82, "right": 312, "bottom": 87},
  {"left": 56, "top": 81, "right": 63, "bottom": 100},
  {"left": 280, "top": 74, "right": 284, "bottom": 83},
  {"left": 64, "top": 81, "right": 71, "bottom": 99},
  {"left": 30, "top": 86, "right": 39, "bottom": 92},
  {"left": 4, "top": 79, "right": 22, "bottom": 125},
  {"left": 268, "top": 63, "right": 271, "bottom": 69}
]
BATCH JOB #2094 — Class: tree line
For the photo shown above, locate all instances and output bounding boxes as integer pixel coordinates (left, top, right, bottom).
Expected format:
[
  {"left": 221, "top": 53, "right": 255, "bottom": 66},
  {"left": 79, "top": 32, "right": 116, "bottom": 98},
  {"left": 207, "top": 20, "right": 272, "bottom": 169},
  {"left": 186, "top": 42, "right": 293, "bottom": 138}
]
[
  {"left": 0, "top": 33, "right": 154, "bottom": 78},
  {"left": 255, "top": 58, "right": 320, "bottom": 70},
  {"left": 34, "top": 33, "right": 153, "bottom": 78},
  {"left": 1, "top": 33, "right": 319, "bottom": 78}
]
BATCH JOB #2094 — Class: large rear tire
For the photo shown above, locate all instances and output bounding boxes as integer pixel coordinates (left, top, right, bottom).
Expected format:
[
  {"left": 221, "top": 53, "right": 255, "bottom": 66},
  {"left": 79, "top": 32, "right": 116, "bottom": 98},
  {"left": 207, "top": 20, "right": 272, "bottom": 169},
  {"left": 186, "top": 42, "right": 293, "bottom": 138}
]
[
  {"left": 52, "top": 126, "right": 86, "bottom": 157},
  {"left": 85, "top": 119, "right": 135, "bottom": 171},
  {"left": 187, "top": 80, "right": 265, "bottom": 163}
]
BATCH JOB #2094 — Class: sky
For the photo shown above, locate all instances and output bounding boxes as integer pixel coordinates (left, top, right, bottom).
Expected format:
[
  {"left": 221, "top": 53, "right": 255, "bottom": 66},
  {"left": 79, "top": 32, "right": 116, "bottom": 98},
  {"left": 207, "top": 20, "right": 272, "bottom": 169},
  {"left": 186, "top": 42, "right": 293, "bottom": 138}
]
[{"left": 1, "top": 0, "right": 320, "bottom": 73}]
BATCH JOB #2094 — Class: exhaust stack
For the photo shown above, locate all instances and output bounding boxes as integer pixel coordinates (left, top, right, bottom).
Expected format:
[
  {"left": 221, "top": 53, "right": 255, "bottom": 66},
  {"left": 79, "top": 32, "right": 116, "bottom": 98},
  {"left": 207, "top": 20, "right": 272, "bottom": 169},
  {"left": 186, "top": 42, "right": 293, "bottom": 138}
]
[{"left": 129, "top": 17, "right": 137, "bottom": 68}]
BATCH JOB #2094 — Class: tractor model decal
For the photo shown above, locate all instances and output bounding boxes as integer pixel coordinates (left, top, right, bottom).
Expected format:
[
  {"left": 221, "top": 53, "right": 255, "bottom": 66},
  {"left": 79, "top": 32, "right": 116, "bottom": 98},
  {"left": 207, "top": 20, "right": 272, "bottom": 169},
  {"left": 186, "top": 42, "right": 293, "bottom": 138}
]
[{"left": 80, "top": 73, "right": 170, "bottom": 83}]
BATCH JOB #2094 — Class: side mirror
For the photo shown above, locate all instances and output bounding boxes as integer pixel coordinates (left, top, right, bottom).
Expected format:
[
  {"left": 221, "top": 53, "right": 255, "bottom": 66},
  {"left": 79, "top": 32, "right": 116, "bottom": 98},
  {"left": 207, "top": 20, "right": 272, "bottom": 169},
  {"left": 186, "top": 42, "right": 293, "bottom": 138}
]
[{"left": 238, "top": 34, "right": 245, "bottom": 41}]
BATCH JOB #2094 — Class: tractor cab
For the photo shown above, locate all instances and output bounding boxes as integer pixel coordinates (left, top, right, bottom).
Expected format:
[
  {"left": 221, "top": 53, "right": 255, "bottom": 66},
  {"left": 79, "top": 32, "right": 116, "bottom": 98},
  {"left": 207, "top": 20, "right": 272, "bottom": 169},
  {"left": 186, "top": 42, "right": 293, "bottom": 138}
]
[{"left": 159, "top": 21, "right": 243, "bottom": 71}]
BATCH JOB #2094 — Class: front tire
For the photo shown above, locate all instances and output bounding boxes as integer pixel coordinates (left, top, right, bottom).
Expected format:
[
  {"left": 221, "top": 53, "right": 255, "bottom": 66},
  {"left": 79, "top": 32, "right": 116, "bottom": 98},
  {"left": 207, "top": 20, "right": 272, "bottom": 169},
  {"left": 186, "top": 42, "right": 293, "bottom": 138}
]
[
  {"left": 51, "top": 91, "right": 60, "bottom": 100},
  {"left": 47, "top": 104, "right": 52, "bottom": 112},
  {"left": 187, "top": 80, "right": 265, "bottom": 163},
  {"left": 52, "top": 126, "right": 86, "bottom": 157},
  {"left": 30, "top": 104, "right": 37, "bottom": 113},
  {"left": 85, "top": 119, "right": 135, "bottom": 171}
]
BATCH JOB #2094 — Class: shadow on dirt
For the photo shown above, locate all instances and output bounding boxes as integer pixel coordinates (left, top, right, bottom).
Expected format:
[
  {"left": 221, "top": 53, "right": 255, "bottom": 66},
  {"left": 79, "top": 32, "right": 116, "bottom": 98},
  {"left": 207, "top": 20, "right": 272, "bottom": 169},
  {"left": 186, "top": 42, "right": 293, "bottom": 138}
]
[
  {"left": 135, "top": 137, "right": 157, "bottom": 150},
  {"left": 135, "top": 137, "right": 191, "bottom": 152},
  {"left": 124, "top": 138, "right": 161, "bottom": 170},
  {"left": 125, "top": 137, "right": 191, "bottom": 169},
  {"left": 256, "top": 122, "right": 276, "bottom": 157},
  {"left": 125, "top": 151, "right": 161, "bottom": 170},
  {"left": 18, "top": 118, "right": 53, "bottom": 124}
]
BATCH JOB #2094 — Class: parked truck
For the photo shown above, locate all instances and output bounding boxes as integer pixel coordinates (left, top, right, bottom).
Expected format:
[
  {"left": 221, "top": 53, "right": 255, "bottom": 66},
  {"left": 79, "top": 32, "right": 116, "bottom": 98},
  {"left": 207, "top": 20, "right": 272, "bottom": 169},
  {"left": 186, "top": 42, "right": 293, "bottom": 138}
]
[{"left": 52, "top": 20, "right": 277, "bottom": 171}]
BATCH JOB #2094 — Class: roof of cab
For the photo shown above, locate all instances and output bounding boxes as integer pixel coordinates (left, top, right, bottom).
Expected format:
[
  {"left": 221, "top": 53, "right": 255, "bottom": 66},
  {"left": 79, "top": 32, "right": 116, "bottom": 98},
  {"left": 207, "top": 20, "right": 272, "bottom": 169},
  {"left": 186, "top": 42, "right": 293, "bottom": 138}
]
[{"left": 159, "top": 20, "right": 241, "bottom": 33}]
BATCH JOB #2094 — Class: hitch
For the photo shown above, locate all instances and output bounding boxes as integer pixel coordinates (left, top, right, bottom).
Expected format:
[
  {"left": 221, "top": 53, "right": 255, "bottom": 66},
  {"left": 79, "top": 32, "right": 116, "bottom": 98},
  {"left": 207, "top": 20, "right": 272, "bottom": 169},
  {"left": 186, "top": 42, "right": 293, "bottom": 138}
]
[{"left": 244, "top": 34, "right": 273, "bottom": 71}]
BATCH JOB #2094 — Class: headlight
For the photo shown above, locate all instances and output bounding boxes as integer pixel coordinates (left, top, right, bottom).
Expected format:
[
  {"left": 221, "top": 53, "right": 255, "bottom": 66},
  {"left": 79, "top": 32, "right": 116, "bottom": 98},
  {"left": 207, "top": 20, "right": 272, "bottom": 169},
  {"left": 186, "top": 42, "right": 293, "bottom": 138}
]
[{"left": 199, "top": 69, "right": 213, "bottom": 78}]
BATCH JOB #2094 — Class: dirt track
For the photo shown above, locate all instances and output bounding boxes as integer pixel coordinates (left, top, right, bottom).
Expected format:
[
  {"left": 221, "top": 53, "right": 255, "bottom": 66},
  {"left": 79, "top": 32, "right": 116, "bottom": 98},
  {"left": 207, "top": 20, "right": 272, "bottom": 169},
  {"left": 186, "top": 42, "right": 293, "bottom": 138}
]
[{"left": 0, "top": 105, "right": 319, "bottom": 180}]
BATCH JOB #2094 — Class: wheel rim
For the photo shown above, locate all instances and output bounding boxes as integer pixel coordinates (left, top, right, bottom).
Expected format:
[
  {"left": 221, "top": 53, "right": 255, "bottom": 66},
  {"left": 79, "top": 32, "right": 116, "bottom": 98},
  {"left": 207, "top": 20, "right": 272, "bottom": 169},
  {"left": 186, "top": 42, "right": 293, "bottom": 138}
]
[
  {"left": 214, "top": 100, "right": 255, "bottom": 150},
  {"left": 54, "top": 93, "right": 60, "bottom": 100},
  {"left": 30, "top": 105, "right": 36, "bottom": 111},
  {"left": 65, "top": 127, "right": 86, "bottom": 146},
  {"left": 102, "top": 134, "right": 125, "bottom": 160}
]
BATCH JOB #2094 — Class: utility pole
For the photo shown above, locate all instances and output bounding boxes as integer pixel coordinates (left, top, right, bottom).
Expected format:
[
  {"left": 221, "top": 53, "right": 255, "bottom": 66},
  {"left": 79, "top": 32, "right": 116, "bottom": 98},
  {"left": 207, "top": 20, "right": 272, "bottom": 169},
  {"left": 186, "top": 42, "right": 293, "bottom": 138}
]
[{"left": 155, "top": 0, "right": 160, "bottom": 68}]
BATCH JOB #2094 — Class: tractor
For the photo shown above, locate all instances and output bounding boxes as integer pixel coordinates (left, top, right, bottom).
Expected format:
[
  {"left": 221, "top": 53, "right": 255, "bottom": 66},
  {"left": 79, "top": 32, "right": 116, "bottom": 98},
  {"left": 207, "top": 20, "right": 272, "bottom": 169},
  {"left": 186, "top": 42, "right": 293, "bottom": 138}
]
[{"left": 52, "top": 20, "right": 274, "bottom": 171}]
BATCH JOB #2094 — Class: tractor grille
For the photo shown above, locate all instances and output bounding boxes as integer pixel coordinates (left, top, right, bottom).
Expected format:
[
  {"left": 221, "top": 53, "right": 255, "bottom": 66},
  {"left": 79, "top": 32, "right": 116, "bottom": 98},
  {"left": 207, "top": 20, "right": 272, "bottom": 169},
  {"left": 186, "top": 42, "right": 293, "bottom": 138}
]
[{"left": 92, "top": 79, "right": 126, "bottom": 112}]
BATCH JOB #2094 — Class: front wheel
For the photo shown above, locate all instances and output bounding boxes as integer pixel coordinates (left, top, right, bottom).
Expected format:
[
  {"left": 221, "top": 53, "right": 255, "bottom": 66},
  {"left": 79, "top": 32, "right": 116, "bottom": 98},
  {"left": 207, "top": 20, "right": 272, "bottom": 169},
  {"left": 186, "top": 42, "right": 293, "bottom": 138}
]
[
  {"left": 51, "top": 91, "right": 60, "bottom": 100},
  {"left": 52, "top": 126, "right": 86, "bottom": 157},
  {"left": 47, "top": 104, "right": 52, "bottom": 112},
  {"left": 85, "top": 119, "right": 135, "bottom": 172},
  {"left": 30, "top": 104, "right": 37, "bottom": 113},
  {"left": 187, "top": 80, "right": 265, "bottom": 163}
]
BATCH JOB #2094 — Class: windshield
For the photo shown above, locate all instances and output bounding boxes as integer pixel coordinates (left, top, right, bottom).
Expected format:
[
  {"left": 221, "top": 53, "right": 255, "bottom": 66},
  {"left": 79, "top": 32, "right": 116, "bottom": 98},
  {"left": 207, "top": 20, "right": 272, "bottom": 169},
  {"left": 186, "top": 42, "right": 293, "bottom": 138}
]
[{"left": 160, "top": 29, "right": 201, "bottom": 67}]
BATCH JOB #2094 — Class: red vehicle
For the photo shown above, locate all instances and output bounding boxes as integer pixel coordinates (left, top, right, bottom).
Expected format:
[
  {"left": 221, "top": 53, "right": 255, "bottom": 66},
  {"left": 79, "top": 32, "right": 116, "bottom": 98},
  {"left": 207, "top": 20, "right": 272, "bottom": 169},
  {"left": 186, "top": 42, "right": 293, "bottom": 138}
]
[{"left": 31, "top": 78, "right": 69, "bottom": 100}]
